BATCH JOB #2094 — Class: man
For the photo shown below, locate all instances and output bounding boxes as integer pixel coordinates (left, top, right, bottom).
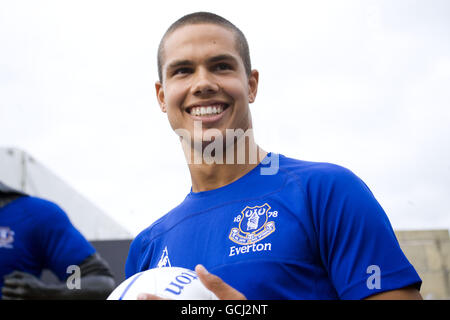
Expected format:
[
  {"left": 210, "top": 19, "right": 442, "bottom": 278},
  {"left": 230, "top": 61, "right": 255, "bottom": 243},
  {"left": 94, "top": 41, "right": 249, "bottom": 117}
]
[
  {"left": 0, "top": 181, "right": 116, "bottom": 299},
  {"left": 126, "top": 12, "right": 422, "bottom": 300}
]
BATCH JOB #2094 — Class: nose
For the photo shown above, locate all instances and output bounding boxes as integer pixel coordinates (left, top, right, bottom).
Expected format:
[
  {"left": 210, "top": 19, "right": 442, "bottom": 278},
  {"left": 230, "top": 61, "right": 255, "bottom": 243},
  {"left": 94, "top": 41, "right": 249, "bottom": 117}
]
[{"left": 191, "top": 67, "right": 219, "bottom": 96}]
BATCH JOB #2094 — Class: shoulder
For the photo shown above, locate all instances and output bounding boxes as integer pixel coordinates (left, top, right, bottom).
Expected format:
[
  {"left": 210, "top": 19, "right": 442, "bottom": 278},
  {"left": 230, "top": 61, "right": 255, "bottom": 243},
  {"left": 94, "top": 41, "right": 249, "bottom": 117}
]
[
  {"left": 126, "top": 210, "right": 175, "bottom": 277},
  {"left": 131, "top": 216, "right": 165, "bottom": 249},
  {"left": 8, "top": 196, "right": 67, "bottom": 218},
  {"left": 10, "top": 197, "right": 80, "bottom": 239},
  {"left": 19, "top": 196, "right": 70, "bottom": 222},
  {"left": 275, "top": 154, "right": 376, "bottom": 214},
  {"left": 128, "top": 196, "right": 194, "bottom": 260},
  {"left": 17, "top": 195, "right": 61, "bottom": 209},
  {"left": 129, "top": 206, "right": 178, "bottom": 253},
  {"left": 277, "top": 154, "right": 360, "bottom": 187}
]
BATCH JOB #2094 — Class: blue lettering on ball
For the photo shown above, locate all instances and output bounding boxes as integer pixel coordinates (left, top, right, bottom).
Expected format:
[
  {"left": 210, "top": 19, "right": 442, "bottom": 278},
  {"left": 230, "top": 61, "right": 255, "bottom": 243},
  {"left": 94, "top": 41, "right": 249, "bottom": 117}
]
[{"left": 164, "top": 270, "right": 198, "bottom": 295}]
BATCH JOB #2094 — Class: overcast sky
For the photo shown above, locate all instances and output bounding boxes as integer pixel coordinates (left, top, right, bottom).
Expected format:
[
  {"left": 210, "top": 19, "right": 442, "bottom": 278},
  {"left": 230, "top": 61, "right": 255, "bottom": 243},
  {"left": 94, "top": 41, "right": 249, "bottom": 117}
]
[{"left": 1, "top": 0, "right": 449, "bottom": 236}]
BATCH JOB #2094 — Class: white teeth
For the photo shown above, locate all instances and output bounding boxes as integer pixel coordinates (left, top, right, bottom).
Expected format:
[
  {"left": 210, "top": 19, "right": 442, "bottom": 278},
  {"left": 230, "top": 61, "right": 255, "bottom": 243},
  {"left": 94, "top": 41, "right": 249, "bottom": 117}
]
[{"left": 190, "top": 104, "right": 225, "bottom": 116}]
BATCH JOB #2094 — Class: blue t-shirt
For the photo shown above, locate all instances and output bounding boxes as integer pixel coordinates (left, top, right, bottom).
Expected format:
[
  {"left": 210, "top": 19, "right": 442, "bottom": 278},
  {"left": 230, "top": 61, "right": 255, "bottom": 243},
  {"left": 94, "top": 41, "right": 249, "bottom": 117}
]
[
  {"left": 0, "top": 196, "right": 96, "bottom": 298},
  {"left": 125, "top": 153, "right": 421, "bottom": 299}
]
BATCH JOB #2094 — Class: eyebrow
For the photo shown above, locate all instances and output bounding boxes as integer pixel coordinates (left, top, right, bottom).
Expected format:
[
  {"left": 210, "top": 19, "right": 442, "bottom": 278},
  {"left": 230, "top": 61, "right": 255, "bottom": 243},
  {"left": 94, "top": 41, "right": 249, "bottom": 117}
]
[
  {"left": 207, "top": 54, "right": 238, "bottom": 64},
  {"left": 165, "top": 54, "right": 239, "bottom": 73},
  {"left": 166, "top": 59, "right": 193, "bottom": 71}
]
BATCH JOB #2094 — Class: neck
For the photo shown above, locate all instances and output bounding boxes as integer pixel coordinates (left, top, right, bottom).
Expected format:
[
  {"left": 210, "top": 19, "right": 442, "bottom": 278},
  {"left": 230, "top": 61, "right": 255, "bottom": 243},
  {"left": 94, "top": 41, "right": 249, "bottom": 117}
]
[{"left": 182, "top": 134, "right": 267, "bottom": 193}]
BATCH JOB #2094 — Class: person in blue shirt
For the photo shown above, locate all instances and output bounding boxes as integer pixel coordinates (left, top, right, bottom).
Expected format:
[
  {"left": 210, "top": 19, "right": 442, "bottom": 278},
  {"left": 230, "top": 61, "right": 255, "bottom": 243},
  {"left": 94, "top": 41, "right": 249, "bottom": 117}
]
[
  {"left": 128, "top": 11, "right": 422, "bottom": 300},
  {"left": 0, "top": 181, "right": 116, "bottom": 299}
]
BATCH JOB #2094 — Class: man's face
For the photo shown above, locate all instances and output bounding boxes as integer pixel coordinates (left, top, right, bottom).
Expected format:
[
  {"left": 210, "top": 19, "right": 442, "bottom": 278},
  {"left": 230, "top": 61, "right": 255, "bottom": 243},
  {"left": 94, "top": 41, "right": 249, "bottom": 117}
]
[{"left": 155, "top": 23, "right": 258, "bottom": 145}]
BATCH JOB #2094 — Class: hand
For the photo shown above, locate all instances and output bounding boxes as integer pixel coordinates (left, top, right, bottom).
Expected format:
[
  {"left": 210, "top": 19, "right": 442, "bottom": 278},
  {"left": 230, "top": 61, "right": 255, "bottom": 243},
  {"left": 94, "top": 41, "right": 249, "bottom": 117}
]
[
  {"left": 137, "top": 264, "right": 246, "bottom": 300},
  {"left": 2, "top": 271, "right": 48, "bottom": 300},
  {"left": 194, "top": 264, "right": 246, "bottom": 300}
]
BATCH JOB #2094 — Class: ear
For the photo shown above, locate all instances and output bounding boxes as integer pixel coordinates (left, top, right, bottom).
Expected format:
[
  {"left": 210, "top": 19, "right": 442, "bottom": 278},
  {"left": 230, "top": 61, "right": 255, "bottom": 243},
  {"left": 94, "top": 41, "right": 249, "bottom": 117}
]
[
  {"left": 155, "top": 81, "right": 167, "bottom": 113},
  {"left": 248, "top": 69, "right": 259, "bottom": 103}
]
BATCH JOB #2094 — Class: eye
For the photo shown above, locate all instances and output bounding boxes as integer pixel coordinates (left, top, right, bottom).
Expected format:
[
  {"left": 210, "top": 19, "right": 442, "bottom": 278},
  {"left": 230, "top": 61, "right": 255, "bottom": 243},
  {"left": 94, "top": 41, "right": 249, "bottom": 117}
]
[
  {"left": 214, "top": 63, "right": 232, "bottom": 71},
  {"left": 173, "top": 67, "right": 192, "bottom": 76}
]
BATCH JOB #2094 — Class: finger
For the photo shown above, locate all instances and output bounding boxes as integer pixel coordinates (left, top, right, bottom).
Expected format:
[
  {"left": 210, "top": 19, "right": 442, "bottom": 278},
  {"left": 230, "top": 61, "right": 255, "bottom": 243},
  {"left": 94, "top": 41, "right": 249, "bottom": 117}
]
[
  {"left": 137, "top": 293, "right": 169, "bottom": 300},
  {"left": 4, "top": 271, "right": 28, "bottom": 279},
  {"left": 195, "top": 265, "right": 246, "bottom": 300},
  {"left": 1, "top": 294, "right": 24, "bottom": 300},
  {"left": 3, "top": 277, "right": 24, "bottom": 288},
  {"left": 1, "top": 286, "right": 26, "bottom": 299}
]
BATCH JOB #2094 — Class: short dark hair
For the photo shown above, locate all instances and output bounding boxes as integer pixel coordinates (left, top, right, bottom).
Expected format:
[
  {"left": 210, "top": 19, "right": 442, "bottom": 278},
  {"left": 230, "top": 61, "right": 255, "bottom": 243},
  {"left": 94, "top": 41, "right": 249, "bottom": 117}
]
[{"left": 157, "top": 12, "right": 252, "bottom": 82}]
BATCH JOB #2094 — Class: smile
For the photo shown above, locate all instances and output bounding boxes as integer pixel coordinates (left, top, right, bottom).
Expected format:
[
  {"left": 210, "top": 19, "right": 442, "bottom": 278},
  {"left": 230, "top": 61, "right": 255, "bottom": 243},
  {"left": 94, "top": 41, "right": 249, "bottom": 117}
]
[{"left": 186, "top": 103, "right": 229, "bottom": 117}]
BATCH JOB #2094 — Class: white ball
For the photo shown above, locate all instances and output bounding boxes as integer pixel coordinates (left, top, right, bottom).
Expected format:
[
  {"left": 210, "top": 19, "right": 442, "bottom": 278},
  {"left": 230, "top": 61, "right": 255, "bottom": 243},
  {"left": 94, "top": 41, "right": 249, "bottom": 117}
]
[{"left": 107, "top": 267, "right": 219, "bottom": 300}]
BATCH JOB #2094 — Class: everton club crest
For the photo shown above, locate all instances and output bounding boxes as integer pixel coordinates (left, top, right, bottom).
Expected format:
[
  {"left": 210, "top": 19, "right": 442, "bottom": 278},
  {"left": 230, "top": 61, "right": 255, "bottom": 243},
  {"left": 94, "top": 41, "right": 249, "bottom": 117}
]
[
  {"left": 0, "top": 227, "right": 15, "bottom": 249},
  {"left": 229, "top": 203, "right": 276, "bottom": 245}
]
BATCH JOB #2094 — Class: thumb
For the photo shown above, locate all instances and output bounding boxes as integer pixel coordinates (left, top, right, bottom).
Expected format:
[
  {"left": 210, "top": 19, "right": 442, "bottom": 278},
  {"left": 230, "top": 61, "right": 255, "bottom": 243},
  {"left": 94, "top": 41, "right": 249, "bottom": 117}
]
[
  {"left": 4, "top": 271, "right": 29, "bottom": 279},
  {"left": 195, "top": 264, "right": 246, "bottom": 300}
]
